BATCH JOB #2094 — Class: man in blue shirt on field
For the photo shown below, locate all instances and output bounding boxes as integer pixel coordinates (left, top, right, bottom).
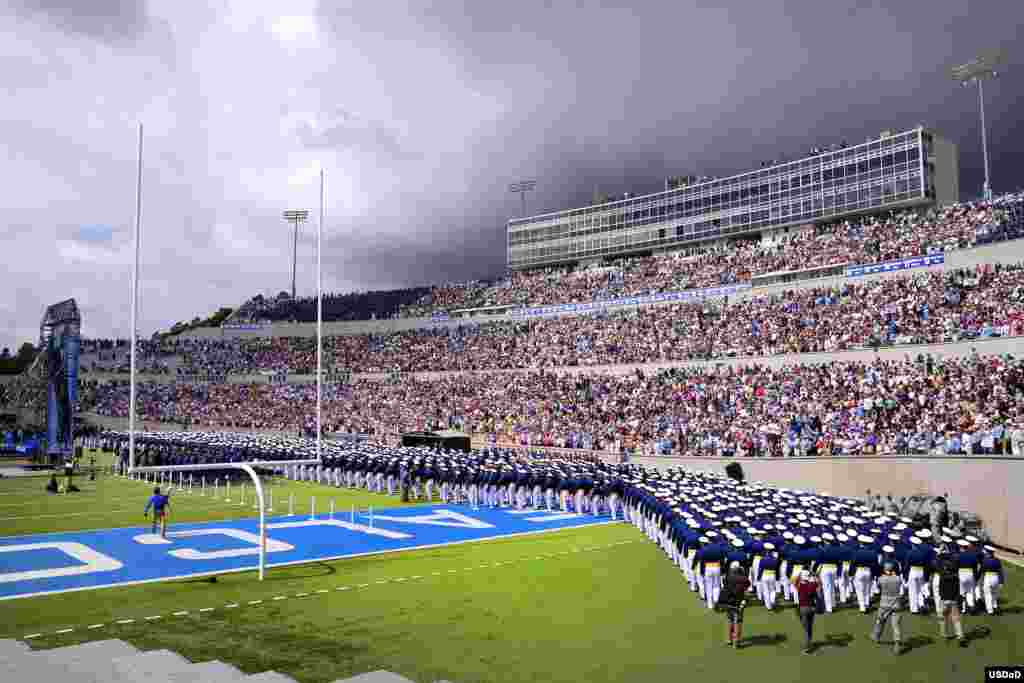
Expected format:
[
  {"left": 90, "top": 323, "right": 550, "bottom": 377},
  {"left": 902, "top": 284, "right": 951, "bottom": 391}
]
[{"left": 144, "top": 486, "right": 171, "bottom": 538}]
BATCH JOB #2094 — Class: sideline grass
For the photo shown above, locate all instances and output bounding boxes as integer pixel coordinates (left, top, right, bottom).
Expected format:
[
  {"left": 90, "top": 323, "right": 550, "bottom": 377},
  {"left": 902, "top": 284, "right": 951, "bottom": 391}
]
[{"left": 1, "top": 471, "right": 1021, "bottom": 683}]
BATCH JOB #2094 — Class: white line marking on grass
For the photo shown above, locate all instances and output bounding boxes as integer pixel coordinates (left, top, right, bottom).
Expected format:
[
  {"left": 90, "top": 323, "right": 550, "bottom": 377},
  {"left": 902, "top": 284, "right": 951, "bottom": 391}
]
[
  {"left": 375, "top": 580, "right": 389, "bottom": 584},
  {"left": 248, "top": 600, "right": 263, "bottom": 605},
  {"left": 116, "top": 619, "right": 135, "bottom": 624},
  {"left": 273, "top": 596, "right": 286, "bottom": 601},
  {"left": 316, "top": 589, "right": 329, "bottom": 594},
  {"left": 173, "top": 611, "right": 188, "bottom": 616},
  {"left": 337, "top": 586, "right": 351, "bottom": 591},
  {"left": 145, "top": 615, "right": 161, "bottom": 621},
  {"left": 295, "top": 593, "right": 309, "bottom": 597},
  {"left": 199, "top": 608, "right": 214, "bottom": 613},
  {"left": 432, "top": 571, "right": 441, "bottom": 576},
  {"left": 55, "top": 628, "right": 74, "bottom": 634},
  {"left": 393, "top": 578, "right": 406, "bottom": 582},
  {"left": 447, "top": 569, "right": 457, "bottom": 573},
  {"left": 225, "top": 604, "right": 239, "bottom": 609},
  {"left": 357, "top": 584, "right": 369, "bottom": 588},
  {"left": 24, "top": 634, "right": 41, "bottom": 639},
  {"left": 88, "top": 624, "right": 104, "bottom": 630},
  {"left": 411, "top": 575, "right": 423, "bottom": 579}
]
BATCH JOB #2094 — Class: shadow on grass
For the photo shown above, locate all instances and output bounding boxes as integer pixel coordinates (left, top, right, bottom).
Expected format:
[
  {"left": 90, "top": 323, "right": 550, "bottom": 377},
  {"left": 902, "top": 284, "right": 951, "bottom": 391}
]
[
  {"left": 818, "top": 632, "right": 854, "bottom": 649},
  {"left": 903, "top": 635, "right": 935, "bottom": 652},
  {"left": 263, "top": 561, "right": 338, "bottom": 581},
  {"left": 741, "top": 633, "right": 787, "bottom": 647},
  {"left": 964, "top": 625, "right": 991, "bottom": 644},
  {"left": 996, "top": 606, "right": 1023, "bottom": 615}
]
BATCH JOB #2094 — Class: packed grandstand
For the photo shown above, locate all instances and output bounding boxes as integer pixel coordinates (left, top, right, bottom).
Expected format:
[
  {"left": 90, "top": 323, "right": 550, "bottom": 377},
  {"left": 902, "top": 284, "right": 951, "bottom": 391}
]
[{"left": 2, "top": 189, "right": 1020, "bottom": 460}]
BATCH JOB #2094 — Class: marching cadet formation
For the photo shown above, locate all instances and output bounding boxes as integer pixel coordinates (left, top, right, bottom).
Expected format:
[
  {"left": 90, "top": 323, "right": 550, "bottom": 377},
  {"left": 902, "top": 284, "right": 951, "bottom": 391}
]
[{"left": 109, "top": 430, "right": 1009, "bottom": 655}]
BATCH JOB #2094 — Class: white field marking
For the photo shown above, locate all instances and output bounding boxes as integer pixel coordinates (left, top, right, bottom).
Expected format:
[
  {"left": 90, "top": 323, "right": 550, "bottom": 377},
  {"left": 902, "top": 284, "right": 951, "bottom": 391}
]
[
  {"left": 356, "top": 583, "right": 369, "bottom": 588},
  {"left": 316, "top": 588, "right": 329, "bottom": 594},
  {"left": 375, "top": 580, "right": 389, "bottom": 584},
  {"left": 55, "top": 628, "right": 74, "bottom": 634},
  {"left": 337, "top": 586, "right": 351, "bottom": 591},
  {"left": 88, "top": 624, "right": 104, "bottom": 629},
  {"left": 145, "top": 615, "right": 161, "bottom": 621},
  {"left": 0, "top": 542, "right": 123, "bottom": 584},
  {"left": 393, "top": 578, "right": 406, "bottom": 582},
  {"left": 431, "top": 571, "right": 441, "bottom": 576},
  {"left": 116, "top": 619, "right": 135, "bottom": 624},
  {"left": 248, "top": 600, "right": 263, "bottom": 605},
  {"left": 295, "top": 592, "right": 309, "bottom": 597},
  {"left": 273, "top": 596, "right": 287, "bottom": 601},
  {"left": 199, "top": 608, "right": 214, "bottom": 613},
  {"left": 0, "top": 518, "right": 618, "bottom": 601},
  {"left": 23, "top": 634, "right": 41, "bottom": 639},
  {"left": 225, "top": 603, "right": 239, "bottom": 608},
  {"left": 172, "top": 611, "right": 189, "bottom": 616},
  {"left": 411, "top": 575, "right": 423, "bottom": 579},
  {"left": 447, "top": 569, "right": 457, "bottom": 573}
]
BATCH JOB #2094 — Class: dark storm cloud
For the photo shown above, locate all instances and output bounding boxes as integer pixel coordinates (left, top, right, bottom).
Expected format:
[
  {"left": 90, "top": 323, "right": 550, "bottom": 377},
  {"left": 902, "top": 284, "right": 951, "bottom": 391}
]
[
  {"left": 11, "top": 0, "right": 151, "bottom": 43},
  {"left": 2, "top": 1, "right": 1023, "bottom": 353}
]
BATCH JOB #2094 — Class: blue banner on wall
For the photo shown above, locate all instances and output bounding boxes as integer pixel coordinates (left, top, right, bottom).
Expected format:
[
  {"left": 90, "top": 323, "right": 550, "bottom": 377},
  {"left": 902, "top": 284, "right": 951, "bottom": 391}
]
[
  {"left": 845, "top": 254, "right": 944, "bottom": 278},
  {"left": 509, "top": 283, "right": 751, "bottom": 319}
]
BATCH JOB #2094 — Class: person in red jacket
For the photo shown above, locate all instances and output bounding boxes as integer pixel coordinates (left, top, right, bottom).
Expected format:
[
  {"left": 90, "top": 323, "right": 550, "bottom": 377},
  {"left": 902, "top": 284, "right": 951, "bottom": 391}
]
[{"left": 791, "top": 569, "right": 821, "bottom": 654}]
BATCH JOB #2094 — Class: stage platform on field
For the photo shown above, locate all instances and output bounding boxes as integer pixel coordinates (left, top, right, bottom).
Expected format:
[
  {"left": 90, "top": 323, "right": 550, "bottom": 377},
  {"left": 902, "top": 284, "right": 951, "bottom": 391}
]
[{"left": 0, "top": 505, "right": 613, "bottom": 600}]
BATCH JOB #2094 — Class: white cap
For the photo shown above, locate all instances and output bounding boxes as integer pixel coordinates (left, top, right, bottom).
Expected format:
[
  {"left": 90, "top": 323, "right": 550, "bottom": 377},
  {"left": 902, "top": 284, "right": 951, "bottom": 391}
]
[
  {"left": 729, "top": 560, "right": 741, "bottom": 570},
  {"left": 699, "top": 536, "right": 710, "bottom": 543},
  {"left": 822, "top": 533, "right": 835, "bottom": 541},
  {"left": 910, "top": 537, "right": 923, "bottom": 545},
  {"left": 882, "top": 545, "right": 895, "bottom": 553},
  {"left": 810, "top": 536, "right": 822, "bottom": 544},
  {"left": 731, "top": 538, "right": 744, "bottom": 548},
  {"left": 916, "top": 529, "right": 932, "bottom": 538},
  {"left": 793, "top": 535, "right": 807, "bottom": 545},
  {"left": 783, "top": 531, "right": 794, "bottom": 539},
  {"left": 836, "top": 534, "right": 849, "bottom": 542},
  {"left": 956, "top": 539, "right": 970, "bottom": 547},
  {"left": 799, "top": 570, "right": 811, "bottom": 580}
]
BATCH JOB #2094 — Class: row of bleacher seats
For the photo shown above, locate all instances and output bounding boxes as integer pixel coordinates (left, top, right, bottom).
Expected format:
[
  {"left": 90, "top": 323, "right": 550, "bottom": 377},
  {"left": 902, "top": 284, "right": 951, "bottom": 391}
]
[{"left": 87, "top": 352, "right": 1024, "bottom": 458}]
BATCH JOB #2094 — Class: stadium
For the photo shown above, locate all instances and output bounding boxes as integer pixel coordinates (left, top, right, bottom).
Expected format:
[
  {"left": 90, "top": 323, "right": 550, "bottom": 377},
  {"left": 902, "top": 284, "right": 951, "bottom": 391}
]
[{"left": 2, "top": 5, "right": 1024, "bottom": 683}]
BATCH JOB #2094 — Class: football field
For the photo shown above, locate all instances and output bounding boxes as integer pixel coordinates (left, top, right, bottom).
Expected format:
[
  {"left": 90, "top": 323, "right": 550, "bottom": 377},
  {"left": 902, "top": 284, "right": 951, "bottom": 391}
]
[{"left": 0, "top": 458, "right": 1020, "bottom": 683}]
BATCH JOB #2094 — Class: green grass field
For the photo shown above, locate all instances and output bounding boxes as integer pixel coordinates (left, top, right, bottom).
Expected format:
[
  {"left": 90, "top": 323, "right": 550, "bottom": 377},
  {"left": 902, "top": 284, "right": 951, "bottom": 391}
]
[{"left": 0, "top": 454, "right": 1020, "bottom": 683}]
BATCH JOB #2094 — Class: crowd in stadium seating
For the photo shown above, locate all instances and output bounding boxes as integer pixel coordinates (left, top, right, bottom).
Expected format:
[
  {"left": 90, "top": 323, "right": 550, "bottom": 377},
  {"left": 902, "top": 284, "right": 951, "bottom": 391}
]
[
  {"left": 400, "top": 194, "right": 1024, "bottom": 317},
  {"left": 113, "top": 260, "right": 1024, "bottom": 377},
  {"left": 88, "top": 351, "right": 1024, "bottom": 458}
]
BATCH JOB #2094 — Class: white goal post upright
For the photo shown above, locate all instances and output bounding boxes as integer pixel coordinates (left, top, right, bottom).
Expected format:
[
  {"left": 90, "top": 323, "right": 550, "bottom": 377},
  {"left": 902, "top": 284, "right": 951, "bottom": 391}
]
[{"left": 124, "top": 126, "right": 328, "bottom": 582}]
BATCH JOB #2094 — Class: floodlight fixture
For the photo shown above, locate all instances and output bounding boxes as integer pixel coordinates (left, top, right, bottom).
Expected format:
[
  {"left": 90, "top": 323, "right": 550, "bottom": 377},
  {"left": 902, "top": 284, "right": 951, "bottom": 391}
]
[
  {"left": 509, "top": 180, "right": 537, "bottom": 217},
  {"left": 283, "top": 209, "right": 310, "bottom": 301},
  {"left": 950, "top": 52, "right": 1003, "bottom": 200}
]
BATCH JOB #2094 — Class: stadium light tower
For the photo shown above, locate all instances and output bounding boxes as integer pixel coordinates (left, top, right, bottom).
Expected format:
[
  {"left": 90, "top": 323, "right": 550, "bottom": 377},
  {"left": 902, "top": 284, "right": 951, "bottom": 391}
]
[
  {"left": 509, "top": 179, "right": 536, "bottom": 217},
  {"left": 282, "top": 209, "right": 309, "bottom": 300},
  {"left": 950, "top": 52, "right": 1002, "bottom": 200}
]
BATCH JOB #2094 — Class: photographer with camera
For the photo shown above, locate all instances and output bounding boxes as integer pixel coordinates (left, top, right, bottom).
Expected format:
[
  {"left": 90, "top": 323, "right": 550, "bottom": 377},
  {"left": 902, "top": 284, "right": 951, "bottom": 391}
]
[
  {"left": 935, "top": 552, "right": 967, "bottom": 647},
  {"left": 719, "top": 560, "right": 751, "bottom": 649}
]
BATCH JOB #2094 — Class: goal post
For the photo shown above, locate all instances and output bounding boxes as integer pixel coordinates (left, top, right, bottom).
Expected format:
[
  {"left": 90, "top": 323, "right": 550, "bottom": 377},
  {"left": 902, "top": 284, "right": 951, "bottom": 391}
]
[{"left": 129, "top": 458, "right": 320, "bottom": 581}]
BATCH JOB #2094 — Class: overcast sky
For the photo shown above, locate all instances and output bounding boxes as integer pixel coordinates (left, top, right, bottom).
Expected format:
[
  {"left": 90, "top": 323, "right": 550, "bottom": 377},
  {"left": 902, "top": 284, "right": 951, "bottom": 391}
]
[{"left": 1, "top": 0, "right": 1022, "bottom": 353}]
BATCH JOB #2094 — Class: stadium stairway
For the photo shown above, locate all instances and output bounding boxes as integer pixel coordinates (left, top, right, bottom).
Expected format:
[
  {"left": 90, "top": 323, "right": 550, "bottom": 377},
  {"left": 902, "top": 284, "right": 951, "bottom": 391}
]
[{"left": 0, "top": 638, "right": 450, "bottom": 683}]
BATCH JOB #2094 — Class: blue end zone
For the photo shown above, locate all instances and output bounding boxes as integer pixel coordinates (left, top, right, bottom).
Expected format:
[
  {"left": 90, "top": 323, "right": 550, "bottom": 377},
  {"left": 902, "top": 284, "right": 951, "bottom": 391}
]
[{"left": 0, "top": 505, "right": 612, "bottom": 600}]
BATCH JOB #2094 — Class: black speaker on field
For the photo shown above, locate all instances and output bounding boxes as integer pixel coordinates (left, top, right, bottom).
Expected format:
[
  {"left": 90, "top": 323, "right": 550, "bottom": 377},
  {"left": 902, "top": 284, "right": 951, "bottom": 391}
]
[{"left": 725, "top": 462, "right": 745, "bottom": 484}]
